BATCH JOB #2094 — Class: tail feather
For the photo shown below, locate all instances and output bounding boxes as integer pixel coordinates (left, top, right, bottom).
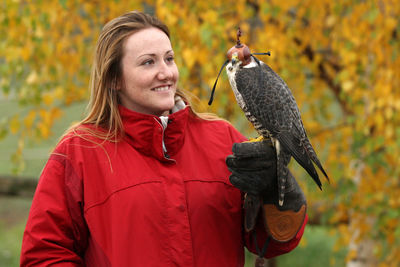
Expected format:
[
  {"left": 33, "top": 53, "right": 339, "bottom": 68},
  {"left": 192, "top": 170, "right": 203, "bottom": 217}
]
[{"left": 276, "top": 150, "right": 290, "bottom": 206}]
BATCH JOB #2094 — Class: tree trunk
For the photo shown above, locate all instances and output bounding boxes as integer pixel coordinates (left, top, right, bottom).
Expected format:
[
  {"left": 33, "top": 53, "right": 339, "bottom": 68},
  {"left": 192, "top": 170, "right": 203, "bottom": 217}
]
[
  {"left": 265, "top": 258, "right": 277, "bottom": 267},
  {"left": 347, "top": 232, "right": 377, "bottom": 267},
  {"left": 0, "top": 175, "right": 37, "bottom": 197},
  {"left": 346, "top": 161, "right": 377, "bottom": 267}
]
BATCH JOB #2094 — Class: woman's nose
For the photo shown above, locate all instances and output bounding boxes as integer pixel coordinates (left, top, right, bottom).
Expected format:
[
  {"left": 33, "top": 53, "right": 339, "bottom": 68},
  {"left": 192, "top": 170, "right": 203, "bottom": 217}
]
[{"left": 157, "top": 62, "right": 174, "bottom": 80}]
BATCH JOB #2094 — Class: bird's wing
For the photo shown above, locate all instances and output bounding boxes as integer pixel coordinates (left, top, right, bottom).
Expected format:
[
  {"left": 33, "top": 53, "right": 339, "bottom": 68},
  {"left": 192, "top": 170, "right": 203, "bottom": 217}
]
[{"left": 277, "top": 131, "right": 322, "bottom": 189}]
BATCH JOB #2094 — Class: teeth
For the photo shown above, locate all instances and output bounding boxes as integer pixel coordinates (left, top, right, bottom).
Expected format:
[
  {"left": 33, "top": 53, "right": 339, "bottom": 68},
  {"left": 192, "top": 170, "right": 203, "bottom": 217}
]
[{"left": 153, "top": 86, "right": 169, "bottom": 92}]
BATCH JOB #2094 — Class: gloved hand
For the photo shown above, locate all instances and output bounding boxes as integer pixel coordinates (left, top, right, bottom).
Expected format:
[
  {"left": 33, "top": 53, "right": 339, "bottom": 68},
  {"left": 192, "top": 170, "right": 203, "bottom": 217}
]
[
  {"left": 226, "top": 140, "right": 277, "bottom": 196},
  {"left": 226, "top": 139, "right": 277, "bottom": 232},
  {"left": 226, "top": 139, "right": 307, "bottom": 241}
]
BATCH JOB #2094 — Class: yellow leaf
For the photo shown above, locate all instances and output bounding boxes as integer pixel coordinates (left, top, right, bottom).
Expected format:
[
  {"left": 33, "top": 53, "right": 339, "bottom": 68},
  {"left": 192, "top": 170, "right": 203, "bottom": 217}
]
[
  {"left": 35, "top": 26, "right": 44, "bottom": 38},
  {"left": 24, "top": 110, "right": 36, "bottom": 129},
  {"left": 347, "top": 249, "right": 357, "bottom": 262},
  {"left": 42, "top": 93, "right": 54, "bottom": 106},
  {"left": 26, "top": 71, "right": 38, "bottom": 85},
  {"left": 384, "top": 106, "right": 393, "bottom": 120},
  {"left": 54, "top": 86, "right": 64, "bottom": 100},
  {"left": 385, "top": 17, "right": 397, "bottom": 31},
  {"left": 385, "top": 125, "right": 394, "bottom": 139},
  {"left": 51, "top": 107, "right": 63, "bottom": 119},
  {"left": 183, "top": 48, "right": 196, "bottom": 69},
  {"left": 10, "top": 115, "right": 20, "bottom": 134},
  {"left": 202, "top": 10, "right": 217, "bottom": 24},
  {"left": 342, "top": 80, "right": 354, "bottom": 92},
  {"left": 38, "top": 122, "right": 50, "bottom": 139},
  {"left": 325, "top": 15, "right": 336, "bottom": 27},
  {"left": 21, "top": 46, "right": 31, "bottom": 61}
]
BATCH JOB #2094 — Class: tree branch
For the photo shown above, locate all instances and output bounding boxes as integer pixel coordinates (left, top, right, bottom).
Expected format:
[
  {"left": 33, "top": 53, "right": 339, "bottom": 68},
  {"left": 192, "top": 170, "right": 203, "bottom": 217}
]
[{"left": 293, "top": 38, "right": 353, "bottom": 115}]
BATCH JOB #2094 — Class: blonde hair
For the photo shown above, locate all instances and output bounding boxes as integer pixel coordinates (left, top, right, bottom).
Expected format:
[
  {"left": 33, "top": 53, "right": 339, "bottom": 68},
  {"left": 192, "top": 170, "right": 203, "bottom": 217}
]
[{"left": 65, "top": 11, "right": 220, "bottom": 142}]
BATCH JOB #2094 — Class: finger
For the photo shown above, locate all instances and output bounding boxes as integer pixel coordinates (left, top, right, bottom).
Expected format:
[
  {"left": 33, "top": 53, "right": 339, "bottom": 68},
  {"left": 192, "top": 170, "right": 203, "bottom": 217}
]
[
  {"left": 229, "top": 172, "right": 272, "bottom": 195},
  {"left": 232, "top": 140, "right": 275, "bottom": 160},
  {"left": 229, "top": 174, "right": 260, "bottom": 195},
  {"left": 225, "top": 155, "right": 237, "bottom": 169},
  {"left": 226, "top": 155, "right": 274, "bottom": 170}
]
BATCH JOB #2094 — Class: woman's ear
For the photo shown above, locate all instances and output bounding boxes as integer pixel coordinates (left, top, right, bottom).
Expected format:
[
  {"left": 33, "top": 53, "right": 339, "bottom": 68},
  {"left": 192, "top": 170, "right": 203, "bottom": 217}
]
[{"left": 114, "top": 78, "right": 122, "bottom": 91}]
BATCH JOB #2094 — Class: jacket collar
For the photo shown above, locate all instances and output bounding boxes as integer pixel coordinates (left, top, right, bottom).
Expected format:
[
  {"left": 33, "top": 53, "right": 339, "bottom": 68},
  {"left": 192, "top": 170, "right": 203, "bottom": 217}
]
[{"left": 118, "top": 104, "right": 189, "bottom": 163}]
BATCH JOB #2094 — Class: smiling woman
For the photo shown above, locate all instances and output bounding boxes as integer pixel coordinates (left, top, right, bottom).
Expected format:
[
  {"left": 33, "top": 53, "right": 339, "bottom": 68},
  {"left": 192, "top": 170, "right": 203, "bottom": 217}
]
[
  {"left": 118, "top": 27, "right": 179, "bottom": 116},
  {"left": 20, "top": 11, "right": 306, "bottom": 267}
]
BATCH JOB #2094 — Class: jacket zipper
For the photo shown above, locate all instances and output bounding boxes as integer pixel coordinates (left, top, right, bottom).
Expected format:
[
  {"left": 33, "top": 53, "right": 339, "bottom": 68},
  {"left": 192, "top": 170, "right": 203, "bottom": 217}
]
[{"left": 155, "top": 117, "right": 175, "bottom": 162}]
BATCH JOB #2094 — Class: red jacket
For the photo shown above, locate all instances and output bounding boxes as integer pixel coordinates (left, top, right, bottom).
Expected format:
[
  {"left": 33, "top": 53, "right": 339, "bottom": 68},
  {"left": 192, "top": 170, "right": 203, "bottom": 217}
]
[{"left": 21, "top": 105, "right": 306, "bottom": 266}]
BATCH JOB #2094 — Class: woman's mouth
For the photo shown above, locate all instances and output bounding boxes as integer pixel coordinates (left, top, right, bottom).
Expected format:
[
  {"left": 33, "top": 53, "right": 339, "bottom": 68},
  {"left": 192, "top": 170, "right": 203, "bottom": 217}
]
[{"left": 152, "top": 85, "right": 170, "bottom": 92}]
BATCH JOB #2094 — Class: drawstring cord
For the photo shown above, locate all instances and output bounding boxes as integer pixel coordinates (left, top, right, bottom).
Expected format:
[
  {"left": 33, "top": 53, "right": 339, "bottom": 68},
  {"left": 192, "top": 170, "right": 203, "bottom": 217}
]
[{"left": 253, "top": 230, "right": 270, "bottom": 267}]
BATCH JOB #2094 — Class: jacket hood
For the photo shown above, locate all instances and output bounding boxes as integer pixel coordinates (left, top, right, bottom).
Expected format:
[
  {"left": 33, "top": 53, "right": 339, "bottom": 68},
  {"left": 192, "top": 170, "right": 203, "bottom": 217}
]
[{"left": 118, "top": 104, "right": 189, "bottom": 163}]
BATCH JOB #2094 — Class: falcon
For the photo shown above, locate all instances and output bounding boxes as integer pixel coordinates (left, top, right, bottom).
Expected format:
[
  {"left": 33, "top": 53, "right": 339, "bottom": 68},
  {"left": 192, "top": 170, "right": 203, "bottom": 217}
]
[{"left": 209, "top": 29, "right": 329, "bottom": 206}]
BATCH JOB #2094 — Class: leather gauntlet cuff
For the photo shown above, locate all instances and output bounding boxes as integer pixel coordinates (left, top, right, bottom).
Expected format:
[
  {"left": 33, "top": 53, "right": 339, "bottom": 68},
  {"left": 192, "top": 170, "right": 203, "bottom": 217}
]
[{"left": 261, "top": 171, "right": 307, "bottom": 242}]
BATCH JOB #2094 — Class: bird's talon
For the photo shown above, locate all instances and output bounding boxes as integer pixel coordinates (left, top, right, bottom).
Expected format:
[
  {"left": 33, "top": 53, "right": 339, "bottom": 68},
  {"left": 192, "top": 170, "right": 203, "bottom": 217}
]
[{"left": 246, "top": 136, "right": 265, "bottom": 143}]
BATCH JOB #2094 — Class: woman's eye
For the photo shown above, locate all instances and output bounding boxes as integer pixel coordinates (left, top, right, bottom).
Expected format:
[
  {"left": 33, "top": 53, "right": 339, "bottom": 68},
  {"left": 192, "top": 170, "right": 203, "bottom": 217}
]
[
  {"left": 142, "top": 59, "right": 154, "bottom": 65},
  {"left": 166, "top": 56, "right": 174, "bottom": 63}
]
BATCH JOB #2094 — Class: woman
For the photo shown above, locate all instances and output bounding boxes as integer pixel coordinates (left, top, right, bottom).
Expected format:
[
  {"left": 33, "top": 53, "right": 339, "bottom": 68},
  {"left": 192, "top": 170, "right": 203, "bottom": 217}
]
[{"left": 20, "top": 11, "right": 307, "bottom": 266}]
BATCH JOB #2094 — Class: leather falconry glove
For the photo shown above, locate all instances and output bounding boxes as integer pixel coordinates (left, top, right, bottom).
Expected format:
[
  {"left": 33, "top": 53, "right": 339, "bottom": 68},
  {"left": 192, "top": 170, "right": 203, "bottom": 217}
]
[{"left": 226, "top": 139, "right": 307, "bottom": 242}]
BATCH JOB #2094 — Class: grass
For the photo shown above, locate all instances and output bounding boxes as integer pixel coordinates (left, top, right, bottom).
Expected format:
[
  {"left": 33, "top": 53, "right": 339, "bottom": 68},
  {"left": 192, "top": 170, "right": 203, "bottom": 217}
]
[
  {"left": 277, "top": 225, "right": 347, "bottom": 267},
  {"left": 0, "top": 196, "right": 31, "bottom": 267},
  {"left": 243, "top": 225, "right": 346, "bottom": 267},
  {"left": 0, "top": 222, "right": 26, "bottom": 267}
]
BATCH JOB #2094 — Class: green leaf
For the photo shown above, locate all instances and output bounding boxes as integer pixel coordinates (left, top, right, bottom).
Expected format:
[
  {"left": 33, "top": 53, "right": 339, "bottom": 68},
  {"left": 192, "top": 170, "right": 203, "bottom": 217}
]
[{"left": 58, "top": 0, "right": 67, "bottom": 9}]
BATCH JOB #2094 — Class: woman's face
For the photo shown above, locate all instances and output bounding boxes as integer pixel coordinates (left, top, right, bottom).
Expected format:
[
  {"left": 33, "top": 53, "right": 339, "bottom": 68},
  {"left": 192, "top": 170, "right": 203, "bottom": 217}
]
[{"left": 118, "top": 27, "right": 179, "bottom": 116}]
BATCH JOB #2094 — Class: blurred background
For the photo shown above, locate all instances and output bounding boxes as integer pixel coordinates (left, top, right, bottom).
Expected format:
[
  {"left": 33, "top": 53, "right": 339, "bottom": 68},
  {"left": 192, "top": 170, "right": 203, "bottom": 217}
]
[{"left": 0, "top": 0, "right": 399, "bottom": 266}]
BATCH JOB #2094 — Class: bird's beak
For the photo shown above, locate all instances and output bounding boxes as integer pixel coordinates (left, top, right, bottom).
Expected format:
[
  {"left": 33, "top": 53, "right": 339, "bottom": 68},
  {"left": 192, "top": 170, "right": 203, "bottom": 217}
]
[
  {"left": 231, "top": 54, "right": 239, "bottom": 66},
  {"left": 231, "top": 58, "right": 237, "bottom": 65}
]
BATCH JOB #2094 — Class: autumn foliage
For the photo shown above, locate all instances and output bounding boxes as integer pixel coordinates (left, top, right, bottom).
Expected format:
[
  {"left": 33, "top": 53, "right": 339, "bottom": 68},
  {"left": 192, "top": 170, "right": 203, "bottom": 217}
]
[{"left": 1, "top": 0, "right": 399, "bottom": 265}]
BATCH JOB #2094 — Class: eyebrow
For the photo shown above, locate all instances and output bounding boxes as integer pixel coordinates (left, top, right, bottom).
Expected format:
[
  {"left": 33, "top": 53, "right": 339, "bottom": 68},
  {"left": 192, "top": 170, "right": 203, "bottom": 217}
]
[{"left": 137, "top": 50, "right": 174, "bottom": 59}]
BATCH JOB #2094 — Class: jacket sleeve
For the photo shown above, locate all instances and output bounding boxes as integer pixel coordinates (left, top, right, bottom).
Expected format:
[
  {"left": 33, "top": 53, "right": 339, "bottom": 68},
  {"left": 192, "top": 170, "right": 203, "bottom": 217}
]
[{"left": 20, "top": 153, "right": 88, "bottom": 266}]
